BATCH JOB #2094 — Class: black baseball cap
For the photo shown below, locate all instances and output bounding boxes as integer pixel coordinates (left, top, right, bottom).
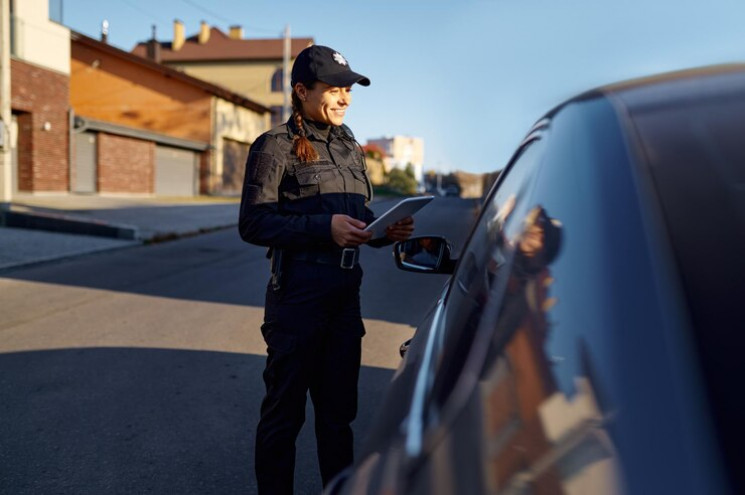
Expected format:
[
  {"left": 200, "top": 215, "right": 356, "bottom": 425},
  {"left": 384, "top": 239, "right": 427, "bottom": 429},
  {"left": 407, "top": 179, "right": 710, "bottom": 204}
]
[{"left": 291, "top": 45, "right": 371, "bottom": 87}]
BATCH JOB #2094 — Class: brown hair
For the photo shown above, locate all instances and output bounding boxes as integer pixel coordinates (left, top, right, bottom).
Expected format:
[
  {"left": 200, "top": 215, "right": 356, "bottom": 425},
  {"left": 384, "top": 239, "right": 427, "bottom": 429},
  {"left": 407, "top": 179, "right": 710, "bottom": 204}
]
[{"left": 291, "top": 83, "right": 320, "bottom": 163}]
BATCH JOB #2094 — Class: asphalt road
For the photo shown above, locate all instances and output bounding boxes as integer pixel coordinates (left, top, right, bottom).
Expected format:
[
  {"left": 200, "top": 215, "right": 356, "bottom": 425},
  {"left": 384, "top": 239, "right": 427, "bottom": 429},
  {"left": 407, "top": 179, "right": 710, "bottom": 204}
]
[{"left": 0, "top": 196, "right": 478, "bottom": 495}]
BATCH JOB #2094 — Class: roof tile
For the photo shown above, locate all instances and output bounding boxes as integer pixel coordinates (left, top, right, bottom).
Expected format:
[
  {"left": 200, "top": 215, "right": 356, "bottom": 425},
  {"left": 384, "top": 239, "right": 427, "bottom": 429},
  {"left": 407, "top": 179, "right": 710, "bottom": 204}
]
[{"left": 131, "top": 27, "right": 313, "bottom": 62}]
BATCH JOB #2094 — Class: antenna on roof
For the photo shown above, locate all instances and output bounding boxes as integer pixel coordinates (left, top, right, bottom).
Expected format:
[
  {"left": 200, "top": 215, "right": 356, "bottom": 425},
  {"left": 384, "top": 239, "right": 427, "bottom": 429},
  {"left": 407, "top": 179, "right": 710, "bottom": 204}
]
[{"left": 151, "top": 24, "right": 157, "bottom": 41}]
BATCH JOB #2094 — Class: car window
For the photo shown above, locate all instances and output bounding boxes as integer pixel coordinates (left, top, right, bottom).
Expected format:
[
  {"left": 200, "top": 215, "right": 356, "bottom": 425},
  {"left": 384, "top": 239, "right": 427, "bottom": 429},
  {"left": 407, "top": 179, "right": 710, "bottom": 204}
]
[
  {"left": 461, "top": 99, "right": 638, "bottom": 493},
  {"left": 427, "top": 132, "right": 547, "bottom": 412}
]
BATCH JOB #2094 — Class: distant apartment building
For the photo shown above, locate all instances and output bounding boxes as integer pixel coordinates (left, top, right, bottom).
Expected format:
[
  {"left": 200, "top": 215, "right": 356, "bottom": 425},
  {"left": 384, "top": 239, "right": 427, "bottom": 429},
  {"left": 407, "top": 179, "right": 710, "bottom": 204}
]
[
  {"left": 366, "top": 136, "right": 424, "bottom": 183},
  {"left": 8, "top": 0, "right": 71, "bottom": 193},
  {"left": 132, "top": 21, "right": 313, "bottom": 128}
]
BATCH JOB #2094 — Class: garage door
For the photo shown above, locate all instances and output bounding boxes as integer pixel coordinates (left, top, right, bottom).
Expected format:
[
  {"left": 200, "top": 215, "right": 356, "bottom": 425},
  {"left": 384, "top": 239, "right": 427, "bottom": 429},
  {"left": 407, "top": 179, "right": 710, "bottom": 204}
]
[
  {"left": 155, "top": 145, "right": 197, "bottom": 196},
  {"left": 74, "top": 131, "right": 97, "bottom": 193},
  {"left": 222, "top": 138, "right": 250, "bottom": 193}
]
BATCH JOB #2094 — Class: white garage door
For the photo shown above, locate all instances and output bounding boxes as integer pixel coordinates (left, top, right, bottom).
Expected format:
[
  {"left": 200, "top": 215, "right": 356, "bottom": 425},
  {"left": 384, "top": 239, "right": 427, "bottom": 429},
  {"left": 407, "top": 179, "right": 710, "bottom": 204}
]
[{"left": 155, "top": 145, "right": 197, "bottom": 196}]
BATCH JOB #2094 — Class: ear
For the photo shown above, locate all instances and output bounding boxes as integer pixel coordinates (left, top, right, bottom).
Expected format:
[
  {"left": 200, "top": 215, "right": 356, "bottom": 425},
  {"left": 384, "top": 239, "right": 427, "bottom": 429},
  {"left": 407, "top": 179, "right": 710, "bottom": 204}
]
[{"left": 294, "top": 83, "right": 307, "bottom": 101}]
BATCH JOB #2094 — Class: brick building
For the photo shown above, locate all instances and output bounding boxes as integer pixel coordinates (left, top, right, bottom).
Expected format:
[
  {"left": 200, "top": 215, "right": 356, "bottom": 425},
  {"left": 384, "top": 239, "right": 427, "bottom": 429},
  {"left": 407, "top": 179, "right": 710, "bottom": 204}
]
[
  {"left": 70, "top": 32, "right": 270, "bottom": 196},
  {"left": 3, "top": 1, "right": 269, "bottom": 198},
  {"left": 8, "top": 0, "right": 71, "bottom": 193}
]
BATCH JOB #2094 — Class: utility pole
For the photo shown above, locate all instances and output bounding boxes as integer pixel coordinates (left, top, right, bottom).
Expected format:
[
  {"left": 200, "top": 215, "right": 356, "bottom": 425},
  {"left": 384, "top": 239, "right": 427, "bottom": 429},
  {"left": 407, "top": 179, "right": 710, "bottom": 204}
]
[
  {"left": 0, "top": 0, "right": 11, "bottom": 211},
  {"left": 282, "top": 24, "right": 291, "bottom": 121}
]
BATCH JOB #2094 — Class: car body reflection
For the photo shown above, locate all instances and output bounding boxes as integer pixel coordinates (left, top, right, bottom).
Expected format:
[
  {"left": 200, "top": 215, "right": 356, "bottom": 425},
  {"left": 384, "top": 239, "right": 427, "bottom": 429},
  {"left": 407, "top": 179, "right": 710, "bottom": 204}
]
[{"left": 327, "top": 65, "right": 745, "bottom": 495}]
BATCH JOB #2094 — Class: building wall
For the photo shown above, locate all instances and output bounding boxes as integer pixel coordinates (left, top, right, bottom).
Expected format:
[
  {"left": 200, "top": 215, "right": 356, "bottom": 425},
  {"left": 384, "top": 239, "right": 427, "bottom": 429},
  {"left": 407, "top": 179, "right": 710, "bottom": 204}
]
[
  {"left": 11, "top": 59, "right": 70, "bottom": 191},
  {"left": 97, "top": 133, "right": 154, "bottom": 194},
  {"left": 367, "top": 136, "right": 425, "bottom": 182},
  {"left": 212, "top": 97, "right": 266, "bottom": 193},
  {"left": 70, "top": 44, "right": 213, "bottom": 143},
  {"left": 198, "top": 150, "right": 212, "bottom": 194},
  {"left": 12, "top": 0, "right": 70, "bottom": 75},
  {"left": 364, "top": 156, "right": 386, "bottom": 186},
  {"left": 165, "top": 60, "right": 286, "bottom": 109}
]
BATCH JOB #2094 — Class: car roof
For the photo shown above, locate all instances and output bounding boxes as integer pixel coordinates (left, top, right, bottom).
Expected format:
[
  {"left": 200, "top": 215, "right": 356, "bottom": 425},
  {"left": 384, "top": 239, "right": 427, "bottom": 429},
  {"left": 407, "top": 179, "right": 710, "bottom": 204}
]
[{"left": 544, "top": 63, "right": 745, "bottom": 119}]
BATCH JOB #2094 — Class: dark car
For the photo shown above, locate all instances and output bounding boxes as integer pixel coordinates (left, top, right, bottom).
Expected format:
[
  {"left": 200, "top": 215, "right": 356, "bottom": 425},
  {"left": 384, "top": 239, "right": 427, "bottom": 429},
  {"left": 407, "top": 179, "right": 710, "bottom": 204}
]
[
  {"left": 329, "top": 65, "right": 745, "bottom": 494},
  {"left": 443, "top": 185, "right": 460, "bottom": 197}
]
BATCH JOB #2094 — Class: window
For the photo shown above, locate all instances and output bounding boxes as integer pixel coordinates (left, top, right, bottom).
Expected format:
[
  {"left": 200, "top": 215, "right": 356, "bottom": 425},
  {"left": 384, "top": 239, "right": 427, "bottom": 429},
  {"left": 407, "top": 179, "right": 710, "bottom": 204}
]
[
  {"left": 427, "top": 132, "right": 548, "bottom": 411},
  {"left": 271, "top": 68, "right": 284, "bottom": 93}
]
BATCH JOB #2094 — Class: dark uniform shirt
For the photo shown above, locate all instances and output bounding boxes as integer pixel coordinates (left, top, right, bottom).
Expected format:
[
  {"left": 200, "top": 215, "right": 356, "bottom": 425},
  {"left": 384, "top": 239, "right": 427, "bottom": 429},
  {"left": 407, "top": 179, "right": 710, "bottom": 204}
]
[{"left": 239, "top": 118, "right": 386, "bottom": 253}]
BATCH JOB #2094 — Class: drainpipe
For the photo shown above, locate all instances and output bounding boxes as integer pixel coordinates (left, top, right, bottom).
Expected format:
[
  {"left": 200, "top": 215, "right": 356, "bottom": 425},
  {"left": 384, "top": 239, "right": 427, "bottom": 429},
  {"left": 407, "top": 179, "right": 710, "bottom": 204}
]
[
  {"left": 0, "top": 0, "right": 12, "bottom": 211},
  {"left": 282, "top": 24, "right": 290, "bottom": 121},
  {"left": 68, "top": 108, "right": 74, "bottom": 192}
]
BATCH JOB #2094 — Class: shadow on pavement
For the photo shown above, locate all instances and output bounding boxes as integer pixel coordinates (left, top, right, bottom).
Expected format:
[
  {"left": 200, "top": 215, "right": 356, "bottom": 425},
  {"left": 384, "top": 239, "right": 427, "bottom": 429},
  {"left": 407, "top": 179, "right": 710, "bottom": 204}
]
[
  {"left": 1, "top": 198, "right": 478, "bottom": 327},
  {"left": 0, "top": 347, "right": 395, "bottom": 495}
]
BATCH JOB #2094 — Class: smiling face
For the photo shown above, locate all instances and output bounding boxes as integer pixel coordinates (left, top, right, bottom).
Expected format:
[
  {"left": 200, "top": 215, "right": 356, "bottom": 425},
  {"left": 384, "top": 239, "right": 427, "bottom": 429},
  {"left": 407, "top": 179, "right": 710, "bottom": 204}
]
[{"left": 295, "top": 81, "right": 352, "bottom": 126}]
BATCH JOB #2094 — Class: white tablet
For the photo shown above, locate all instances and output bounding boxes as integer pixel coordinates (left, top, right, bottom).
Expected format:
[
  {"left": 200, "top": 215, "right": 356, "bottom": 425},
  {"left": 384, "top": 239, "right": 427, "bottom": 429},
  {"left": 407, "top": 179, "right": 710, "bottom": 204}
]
[{"left": 365, "top": 196, "right": 434, "bottom": 239}]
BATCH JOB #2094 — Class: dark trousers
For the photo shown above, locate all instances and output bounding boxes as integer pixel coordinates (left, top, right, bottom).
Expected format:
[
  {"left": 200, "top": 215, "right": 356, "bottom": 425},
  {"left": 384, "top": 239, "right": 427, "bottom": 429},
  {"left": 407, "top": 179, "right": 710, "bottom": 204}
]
[{"left": 255, "top": 260, "right": 365, "bottom": 495}]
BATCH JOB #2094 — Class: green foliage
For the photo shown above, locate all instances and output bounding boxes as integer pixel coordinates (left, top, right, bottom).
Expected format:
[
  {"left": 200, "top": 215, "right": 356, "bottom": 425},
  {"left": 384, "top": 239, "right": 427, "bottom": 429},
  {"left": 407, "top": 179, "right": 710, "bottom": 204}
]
[
  {"left": 405, "top": 163, "right": 415, "bottom": 179},
  {"left": 386, "top": 167, "right": 418, "bottom": 195},
  {"left": 372, "top": 184, "right": 407, "bottom": 197}
]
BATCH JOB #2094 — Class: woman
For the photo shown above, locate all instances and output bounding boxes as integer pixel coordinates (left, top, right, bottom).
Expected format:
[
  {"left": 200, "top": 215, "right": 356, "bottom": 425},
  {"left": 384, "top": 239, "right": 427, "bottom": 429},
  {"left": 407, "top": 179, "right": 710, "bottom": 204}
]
[{"left": 239, "top": 45, "right": 414, "bottom": 493}]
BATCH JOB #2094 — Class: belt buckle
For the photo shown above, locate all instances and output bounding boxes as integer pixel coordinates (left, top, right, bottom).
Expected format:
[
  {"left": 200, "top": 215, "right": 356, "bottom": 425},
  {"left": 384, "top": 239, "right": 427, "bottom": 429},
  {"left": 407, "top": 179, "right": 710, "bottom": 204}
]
[{"left": 340, "top": 248, "right": 358, "bottom": 269}]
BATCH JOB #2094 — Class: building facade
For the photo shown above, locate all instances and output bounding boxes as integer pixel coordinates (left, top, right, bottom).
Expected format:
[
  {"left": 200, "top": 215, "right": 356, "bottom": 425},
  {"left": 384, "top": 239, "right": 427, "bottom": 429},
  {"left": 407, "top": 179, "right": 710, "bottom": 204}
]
[
  {"left": 132, "top": 21, "right": 313, "bottom": 128},
  {"left": 71, "top": 32, "right": 269, "bottom": 196},
  {"left": 9, "top": 0, "right": 71, "bottom": 193},
  {"left": 366, "top": 135, "right": 424, "bottom": 183}
]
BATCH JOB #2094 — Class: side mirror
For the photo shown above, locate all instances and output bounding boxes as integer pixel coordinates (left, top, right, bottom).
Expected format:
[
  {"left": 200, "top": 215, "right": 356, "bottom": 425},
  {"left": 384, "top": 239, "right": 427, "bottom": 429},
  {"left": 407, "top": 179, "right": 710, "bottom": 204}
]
[{"left": 393, "top": 236, "right": 456, "bottom": 274}]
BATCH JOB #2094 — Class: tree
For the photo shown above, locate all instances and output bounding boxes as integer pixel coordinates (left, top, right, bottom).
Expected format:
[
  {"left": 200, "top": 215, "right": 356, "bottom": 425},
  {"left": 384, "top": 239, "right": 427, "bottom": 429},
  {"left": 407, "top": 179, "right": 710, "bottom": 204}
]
[
  {"left": 362, "top": 144, "right": 386, "bottom": 161},
  {"left": 386, "top": 167, "right": 418, "bottom": 195}
]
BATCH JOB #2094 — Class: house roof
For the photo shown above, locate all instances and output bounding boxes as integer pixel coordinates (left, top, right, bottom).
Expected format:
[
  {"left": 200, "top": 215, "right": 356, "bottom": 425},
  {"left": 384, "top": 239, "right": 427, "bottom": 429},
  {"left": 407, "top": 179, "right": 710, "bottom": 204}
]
[
  {"left": 131, "top": 28, "right": 314, "bottom": 63},
  {"left": 71, "top": 31, "right": 271, "bottom": 114}
]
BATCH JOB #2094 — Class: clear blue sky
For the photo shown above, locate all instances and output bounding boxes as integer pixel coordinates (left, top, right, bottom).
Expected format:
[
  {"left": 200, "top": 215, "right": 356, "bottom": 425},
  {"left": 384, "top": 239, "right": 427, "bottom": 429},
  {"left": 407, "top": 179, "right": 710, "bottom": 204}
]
[{"left": 60, "top": 0, "right": 745, "bottom": 174}]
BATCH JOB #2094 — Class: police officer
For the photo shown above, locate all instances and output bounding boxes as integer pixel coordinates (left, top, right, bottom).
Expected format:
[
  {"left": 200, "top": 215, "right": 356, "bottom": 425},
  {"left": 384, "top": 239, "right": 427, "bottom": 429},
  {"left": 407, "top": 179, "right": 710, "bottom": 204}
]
[{"left": 239, "top": 45, "right": 414, "bottom": 494}]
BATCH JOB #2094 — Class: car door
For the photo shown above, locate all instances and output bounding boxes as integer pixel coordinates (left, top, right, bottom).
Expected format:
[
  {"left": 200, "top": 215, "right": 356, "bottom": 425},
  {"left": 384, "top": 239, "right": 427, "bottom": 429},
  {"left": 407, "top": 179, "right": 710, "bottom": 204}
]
[{"left": 388, "top": 123, "right": 552, "bottom": 495}]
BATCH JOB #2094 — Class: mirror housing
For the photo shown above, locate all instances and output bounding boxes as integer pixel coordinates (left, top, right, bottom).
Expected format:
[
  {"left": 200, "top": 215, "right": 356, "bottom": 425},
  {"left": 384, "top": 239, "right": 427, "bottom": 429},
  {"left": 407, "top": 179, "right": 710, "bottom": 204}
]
[{"left": 393, "top": 236, "right": 456, "bottom": 274}]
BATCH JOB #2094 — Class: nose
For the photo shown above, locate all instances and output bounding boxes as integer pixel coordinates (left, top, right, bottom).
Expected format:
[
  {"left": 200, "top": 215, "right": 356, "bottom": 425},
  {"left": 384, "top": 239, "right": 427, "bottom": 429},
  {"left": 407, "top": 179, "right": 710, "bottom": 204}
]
[{"left": 339, "top": 89, "right": 351, "bottom": 106}]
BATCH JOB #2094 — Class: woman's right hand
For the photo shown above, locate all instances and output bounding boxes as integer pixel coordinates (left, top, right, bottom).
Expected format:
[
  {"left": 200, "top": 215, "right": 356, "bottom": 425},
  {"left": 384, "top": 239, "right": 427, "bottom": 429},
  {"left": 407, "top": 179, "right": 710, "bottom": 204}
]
[{"left": 331, "top": 214, "right": 373, "bottom": 247}]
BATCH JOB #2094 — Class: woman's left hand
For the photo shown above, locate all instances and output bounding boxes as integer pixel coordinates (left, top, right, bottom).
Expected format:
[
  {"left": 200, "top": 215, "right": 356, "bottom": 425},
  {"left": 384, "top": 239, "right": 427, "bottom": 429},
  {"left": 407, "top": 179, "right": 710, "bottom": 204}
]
[{"left": 386, "top": 216, "right": 415, "bottom": 241}]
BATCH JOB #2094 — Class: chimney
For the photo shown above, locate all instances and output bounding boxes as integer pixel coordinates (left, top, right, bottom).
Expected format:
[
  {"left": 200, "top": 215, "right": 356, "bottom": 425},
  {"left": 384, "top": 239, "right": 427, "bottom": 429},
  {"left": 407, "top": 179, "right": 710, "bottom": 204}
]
[
  {"left": 173, "top": 19, "right": 185, "bottom": 51},
  {"left": 146, "top": 25, "right": 161, "bottom": 63},
  {"left": 198, "top": 20, "right": 210, "bottom": 44},
  {"left": 101, "top": 19, "right": 109, "bottom": 43},
  {"left": 229, "top": 25, "right": 243, "bottom": 40}
]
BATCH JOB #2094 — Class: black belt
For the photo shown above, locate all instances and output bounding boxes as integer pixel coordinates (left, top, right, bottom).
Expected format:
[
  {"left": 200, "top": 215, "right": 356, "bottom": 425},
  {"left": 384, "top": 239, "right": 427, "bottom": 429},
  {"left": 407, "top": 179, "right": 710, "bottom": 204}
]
[{"left": 287, "top": 247, "right": 360, "bottom": 269}]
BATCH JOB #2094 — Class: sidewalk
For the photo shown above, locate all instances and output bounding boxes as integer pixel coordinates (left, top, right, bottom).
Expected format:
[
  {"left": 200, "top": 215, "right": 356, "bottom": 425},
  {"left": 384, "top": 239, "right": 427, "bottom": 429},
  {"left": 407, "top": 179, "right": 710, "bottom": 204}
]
[{"left": 0, "top": 194, "right": 241, "bottom": 272}]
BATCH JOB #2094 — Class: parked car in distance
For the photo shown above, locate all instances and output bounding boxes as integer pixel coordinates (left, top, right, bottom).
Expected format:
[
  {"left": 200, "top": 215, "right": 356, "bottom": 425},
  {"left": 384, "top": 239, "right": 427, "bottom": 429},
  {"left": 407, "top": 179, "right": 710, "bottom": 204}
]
[
  {"left": 443, "top": 185, "right": 460, "bottom": 197},
  {"left": 328, "top": 65, "right": 745, "bottom": 494}
]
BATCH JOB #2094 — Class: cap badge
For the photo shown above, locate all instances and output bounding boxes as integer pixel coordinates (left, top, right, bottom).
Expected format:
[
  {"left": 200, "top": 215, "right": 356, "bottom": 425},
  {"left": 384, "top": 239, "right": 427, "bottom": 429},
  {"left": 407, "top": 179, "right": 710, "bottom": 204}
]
[{"left": 332, "top": 52, "right": 348, "bottom": 66}]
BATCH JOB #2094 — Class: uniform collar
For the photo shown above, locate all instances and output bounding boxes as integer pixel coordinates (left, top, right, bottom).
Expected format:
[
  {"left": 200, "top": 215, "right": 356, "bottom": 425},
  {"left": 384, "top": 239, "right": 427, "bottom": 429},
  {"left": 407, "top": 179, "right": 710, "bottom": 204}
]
[
  {"left": 286, "top": 116, "right": 353, "bottom": 143},
  {"left": 287, "top": 116, "right": 331, "bottom": 142}
]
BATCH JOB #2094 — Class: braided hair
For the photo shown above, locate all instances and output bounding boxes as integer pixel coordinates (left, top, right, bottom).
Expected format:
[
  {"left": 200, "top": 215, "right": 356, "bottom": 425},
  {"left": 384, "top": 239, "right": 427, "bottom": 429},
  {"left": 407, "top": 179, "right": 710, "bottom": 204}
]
[{"left": 291, "top": 84, "right": 320, "bottom": 163}]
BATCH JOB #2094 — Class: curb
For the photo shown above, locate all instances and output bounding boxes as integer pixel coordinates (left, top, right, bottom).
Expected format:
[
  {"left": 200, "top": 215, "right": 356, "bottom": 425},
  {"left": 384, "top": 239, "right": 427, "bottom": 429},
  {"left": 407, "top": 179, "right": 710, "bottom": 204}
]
[{"left": 1, "top": 210, "right": 139, "bottom": 240}]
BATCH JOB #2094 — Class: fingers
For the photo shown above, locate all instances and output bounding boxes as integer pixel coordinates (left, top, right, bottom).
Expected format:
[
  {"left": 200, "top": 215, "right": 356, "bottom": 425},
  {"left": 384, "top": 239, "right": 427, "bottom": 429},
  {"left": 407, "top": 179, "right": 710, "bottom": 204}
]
[
  {"left": 331, "top": 214, "right": 373, "bottom": 247},
  {"left": 348, "top": 218, "right": 368, "bottom": 230},
  {"left": 386, "top": 216, "right": 415, "bottom": 241}
]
